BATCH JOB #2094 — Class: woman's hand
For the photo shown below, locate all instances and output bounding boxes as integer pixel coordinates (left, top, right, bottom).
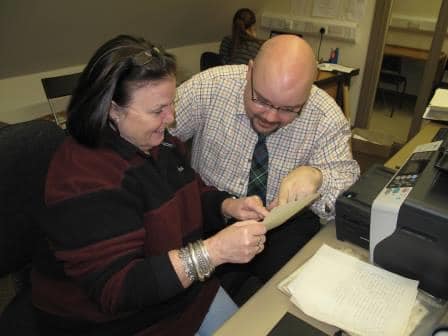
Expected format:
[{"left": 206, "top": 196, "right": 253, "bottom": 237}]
[
  {"left": 221, "top": 195, "right": 269, "bottom": 221},
  {"left": 204, "top": 220, "right": 267, "bottom": 266}
]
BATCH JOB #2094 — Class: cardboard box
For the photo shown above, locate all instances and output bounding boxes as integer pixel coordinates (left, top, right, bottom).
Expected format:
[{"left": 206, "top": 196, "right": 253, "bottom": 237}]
[{"left": 351, "top": 128, "right": 399, "bottom": 172}]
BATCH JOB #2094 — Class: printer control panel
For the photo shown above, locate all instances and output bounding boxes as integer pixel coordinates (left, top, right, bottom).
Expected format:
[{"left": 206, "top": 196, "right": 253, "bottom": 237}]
[{"left": 387, "top": 151, "right": 433, "bottom": 189}]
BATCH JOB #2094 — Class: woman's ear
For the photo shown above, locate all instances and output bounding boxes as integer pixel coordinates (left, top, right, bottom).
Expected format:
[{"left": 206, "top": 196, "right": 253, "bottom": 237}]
[
  {"left": 246, "top": 25, "right": 256, "bottom": 37},
  {"left": 109, "top": 101, "right": 121, "bottom": 123}
]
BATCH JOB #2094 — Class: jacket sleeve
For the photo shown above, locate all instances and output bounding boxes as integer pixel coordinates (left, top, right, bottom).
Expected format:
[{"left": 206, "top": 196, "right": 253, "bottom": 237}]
[
  {"left": 219, "top": 36, "right": 231, "bottom": 64},
  {"left": 197, "top": 175, "right": 231, "bottom": 235},
  {"left": 43, "top": 163, "right": 187, "bottom": 315}
]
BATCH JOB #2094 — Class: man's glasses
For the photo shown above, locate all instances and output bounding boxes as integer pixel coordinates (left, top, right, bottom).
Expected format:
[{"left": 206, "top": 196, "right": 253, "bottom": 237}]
[{"left": 250, "top": 67, "right": 303, "bottom": 116}]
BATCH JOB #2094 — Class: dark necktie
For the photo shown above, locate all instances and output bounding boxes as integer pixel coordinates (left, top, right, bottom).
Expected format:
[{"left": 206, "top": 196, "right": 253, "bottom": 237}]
[{"left": 247, "top": 134, "right": 269, "bottom": 205}]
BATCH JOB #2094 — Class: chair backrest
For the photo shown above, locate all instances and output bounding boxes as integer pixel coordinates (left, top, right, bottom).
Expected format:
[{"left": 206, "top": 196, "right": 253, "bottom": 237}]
[
  {"left": 41, "top": 72, "right": 81, "bottom": 100},
  {"left": 381, "top": 55, "right": 403, "bottom": 74},
  {"left": 0, "top": 120, "right": 65, "bottom": 276},
  {"left": 41, "top": 72, "right": 81, "bottom": 126},
  {"left": 200, "top": 52, "right": 224, "bottom": 71},
  {"left": 434, "top": 53, "right": 448, "bottom": 88}
]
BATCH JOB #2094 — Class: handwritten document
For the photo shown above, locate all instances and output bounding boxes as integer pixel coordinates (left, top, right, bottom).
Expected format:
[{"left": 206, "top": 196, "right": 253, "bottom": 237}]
[
  {"left": 262, "top": 193, "right": 319, "bottom": 231},
  {"left": 283, "top": 244, "right": 418, "bottom": 336}
]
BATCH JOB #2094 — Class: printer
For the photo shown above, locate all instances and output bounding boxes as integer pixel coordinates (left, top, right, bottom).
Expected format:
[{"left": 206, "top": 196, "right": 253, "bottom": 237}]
[
  {"left": 335, "top": 164, "right": 394, "bottom": 249},
  {"left": 336, "top": 137, "right": 448, "bottom": 299}
]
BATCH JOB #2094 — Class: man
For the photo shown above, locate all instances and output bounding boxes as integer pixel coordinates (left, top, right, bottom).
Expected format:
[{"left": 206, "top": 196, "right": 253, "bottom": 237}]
[{"left": 170, "top": 35, "right": 360, "bottom": 303}]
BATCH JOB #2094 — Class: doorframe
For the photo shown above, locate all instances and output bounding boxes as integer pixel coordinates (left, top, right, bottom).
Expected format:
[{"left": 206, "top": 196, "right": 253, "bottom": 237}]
[
  {"left": 355, "top": 0, "right": 448, "bottom": 140},
  {"left": 408, "top": 0, "right": 448, "bottom": 139},
  {"left": 354, "top": 0, "right": 393, "bottom": 129}
]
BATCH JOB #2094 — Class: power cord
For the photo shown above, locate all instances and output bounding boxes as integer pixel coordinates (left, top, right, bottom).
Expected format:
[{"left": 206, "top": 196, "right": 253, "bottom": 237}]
[{"left": 317, "top": 27, "right": 326, "bottom": 63}]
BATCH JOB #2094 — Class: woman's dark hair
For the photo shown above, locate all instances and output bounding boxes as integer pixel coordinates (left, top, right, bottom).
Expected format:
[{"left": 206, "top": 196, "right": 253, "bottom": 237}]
[
  {"left": 231, "top": 8, "right": 257, "bottom": 56},
  {"left": 66, "top": 35, "right": 176, "bottom": 147}
]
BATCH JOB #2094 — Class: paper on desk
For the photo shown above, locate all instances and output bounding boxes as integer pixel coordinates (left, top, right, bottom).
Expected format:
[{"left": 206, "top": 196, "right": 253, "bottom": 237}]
[
  {"left": 262, "top": 193, "right": 319, "bottom": 231},
  {"left": 286, "top": 244, "right": 418, "bottom": 336},
  {"left": 317, "top": 63, "right": 356, "bottom": 74}
]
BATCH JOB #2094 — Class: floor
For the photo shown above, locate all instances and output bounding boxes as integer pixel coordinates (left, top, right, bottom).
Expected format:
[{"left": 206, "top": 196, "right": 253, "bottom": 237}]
[
  {"left": 351, "top": 90, "right": 416, "bottom": 173},
  {"left": 369, "top": 90, "right": 416, "bottom": 145}
]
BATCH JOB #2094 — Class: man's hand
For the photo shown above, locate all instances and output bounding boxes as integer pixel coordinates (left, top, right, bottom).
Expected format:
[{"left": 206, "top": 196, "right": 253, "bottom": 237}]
[
  {"left": 270, "top": 166, "right": 322, "bottom": 208},
  {"left": 221, "top": 195, "right": 269, "bottom": 221}
]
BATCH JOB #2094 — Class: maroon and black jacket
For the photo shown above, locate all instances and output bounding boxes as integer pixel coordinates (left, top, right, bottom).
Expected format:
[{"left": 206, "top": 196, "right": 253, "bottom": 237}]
[{"left": 32, "top": 128, "right": 230, "bottom": 335}]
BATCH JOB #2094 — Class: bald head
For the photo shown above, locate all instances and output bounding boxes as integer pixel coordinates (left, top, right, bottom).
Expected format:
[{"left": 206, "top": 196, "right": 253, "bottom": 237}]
[{"left": 252, "top": 35, "right": 317, "bottom": 107}]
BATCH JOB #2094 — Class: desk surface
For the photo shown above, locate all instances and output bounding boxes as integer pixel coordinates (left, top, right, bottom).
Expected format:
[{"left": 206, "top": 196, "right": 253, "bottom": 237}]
[
  {"left": 384, "top": 44, "right": 430, "bottom": 61},
  {"left": 215, "top": 223, "right": 367, "bottom": 336},
  {"left": 216, "top": 121, "right": 448, "bottom": 336},
  {"left": 384, "top": 121, "right": 445, "bottom": 170},
  {"left": 216, "top": 222, "right": 448, "bottom": 336}
]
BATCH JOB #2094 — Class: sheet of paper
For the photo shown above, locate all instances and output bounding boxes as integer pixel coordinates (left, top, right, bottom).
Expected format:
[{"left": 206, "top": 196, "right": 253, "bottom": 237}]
[
  {"left": 317, "top": 63, "right": 356, "bottom": 74},
  {"left": 286, "top": 244, "right": 418, "bottom": 336},
  {"left": 423, "top": 106, "right": 448, "bottom": 121},
  {"left": 262, "top": 193, "right": 319, "bottom": 231},
  {"left": 429, "top": 88, "right": 448, "bottom": 109}
]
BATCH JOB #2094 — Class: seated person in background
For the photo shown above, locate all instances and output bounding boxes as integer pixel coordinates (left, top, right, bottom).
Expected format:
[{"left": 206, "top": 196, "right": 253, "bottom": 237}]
[
  {"left": 219, "top": 8, "right": 264, "bottom": 65},
  {"left": 32, "top": 34, "right": 268, "bottom": 336},
  {"left": 170, "top": 35, "right": 360, "bottom": 304}
]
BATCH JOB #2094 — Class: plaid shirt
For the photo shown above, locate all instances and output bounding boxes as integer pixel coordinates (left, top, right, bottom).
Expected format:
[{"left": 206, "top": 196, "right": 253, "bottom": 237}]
[{"left": 170, "top": 65, "right": 360, "bottom": 220}]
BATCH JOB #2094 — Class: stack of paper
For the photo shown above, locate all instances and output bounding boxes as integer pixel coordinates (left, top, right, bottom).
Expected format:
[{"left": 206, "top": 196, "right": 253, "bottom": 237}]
[
  {"left": 317, "top": 63, "right": 356, "bottom": 74},
  {"left": 280, "top": 244, "right": 418, "bottom": 336},
  {"left": 423, "top": 88, "right": 448, "bottom": 121}
]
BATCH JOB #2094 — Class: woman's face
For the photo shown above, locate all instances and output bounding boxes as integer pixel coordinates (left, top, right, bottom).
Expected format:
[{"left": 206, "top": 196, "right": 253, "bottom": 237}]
[{"left": 110, "top": 76, "right": 176, "bottom": 153}]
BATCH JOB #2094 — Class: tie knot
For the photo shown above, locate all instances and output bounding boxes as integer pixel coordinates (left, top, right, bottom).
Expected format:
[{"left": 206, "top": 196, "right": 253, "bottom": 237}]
[{"left": 257, "top": 134, "right": 267, "bottom": 143}]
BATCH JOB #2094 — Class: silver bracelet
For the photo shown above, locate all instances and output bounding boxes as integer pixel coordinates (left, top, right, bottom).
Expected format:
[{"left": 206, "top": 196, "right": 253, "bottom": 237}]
[
  {"left": 178, "top": 246, "right": 197, "bottom": 282},
  {"left": 188, "top": 242, "right": 204, "bottom": 281},
  {"left": 190, "top": 240, "right": 215, "bottom": 281},
  {"left": 196, "top": 240, "right": 215, "bottom": 278}
]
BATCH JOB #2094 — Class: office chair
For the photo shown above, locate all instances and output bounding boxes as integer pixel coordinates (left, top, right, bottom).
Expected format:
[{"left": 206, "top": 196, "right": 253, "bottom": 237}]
[
  {"left": 0, "top": 120, "right": 65, "bottom": 334},
  {"left": 434, "top": 53, "right": 448, "bottom": 89},
  {"left": 200, "top": 52, "right": 224, "bottom": 71},
  {"left": 41, "top": 72, "right": 81, "bottom": 127},
  {"left": 377, "top": 55, "right": 407, "bottom": 117}
]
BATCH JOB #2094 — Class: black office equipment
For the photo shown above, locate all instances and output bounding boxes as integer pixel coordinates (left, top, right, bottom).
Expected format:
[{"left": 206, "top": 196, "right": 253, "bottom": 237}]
[
  {"left": 432, "top": 127, "right": 448, "bottom": 142},
  {"left": 335, "top": 164, "right": 394, "bottom": 249},
  {"left": 267, "top": 313, "right": 326, "bottom": 336},
  {"left": 373, "top": 145, "right": 448, "bottom": 299}
]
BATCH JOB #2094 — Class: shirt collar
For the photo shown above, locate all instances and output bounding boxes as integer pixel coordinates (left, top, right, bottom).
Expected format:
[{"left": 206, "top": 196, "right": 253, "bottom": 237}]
[{"left": 101, "top": 125, "right": 149, "bottom": 160}]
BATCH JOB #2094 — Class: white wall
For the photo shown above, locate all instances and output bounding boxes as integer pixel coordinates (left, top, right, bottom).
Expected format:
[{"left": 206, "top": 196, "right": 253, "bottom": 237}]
[
  {"left": 385, "top": 0, "right": 447, "bottom": 95},
  {"left": 256, "top": 0, "right": 377, "bottom": 122},
  {"left": 0, "top": 42, "right": 219, "bottom": 124},
  {"left": 0, "top": 0, "right": 378, "bottom": 124}
]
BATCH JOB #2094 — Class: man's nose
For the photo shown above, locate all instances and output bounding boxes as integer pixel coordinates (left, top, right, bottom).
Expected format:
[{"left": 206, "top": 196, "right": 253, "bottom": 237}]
[{"left": 262, "top": 108, "right": 282, "bottom": 123}]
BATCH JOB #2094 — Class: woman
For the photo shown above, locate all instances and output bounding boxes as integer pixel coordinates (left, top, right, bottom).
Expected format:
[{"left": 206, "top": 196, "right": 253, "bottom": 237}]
[
  {"left": 32, "top": 35, "right": 268, "bottom": 335},
  {"left": 219, "top": 8, "right": 264, "bottom": 65}
]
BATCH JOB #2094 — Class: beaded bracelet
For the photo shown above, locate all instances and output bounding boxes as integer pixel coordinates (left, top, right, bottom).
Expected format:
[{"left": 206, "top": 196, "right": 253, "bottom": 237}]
[
  {"left": 179, "top": 240, "right": 215, "bottom": 282},
  {"left": 178, "top": 246, "right": 198, "bottom": 282},
  {"left": 195, "top": 240, "right": 215, "bottom": 278}
]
